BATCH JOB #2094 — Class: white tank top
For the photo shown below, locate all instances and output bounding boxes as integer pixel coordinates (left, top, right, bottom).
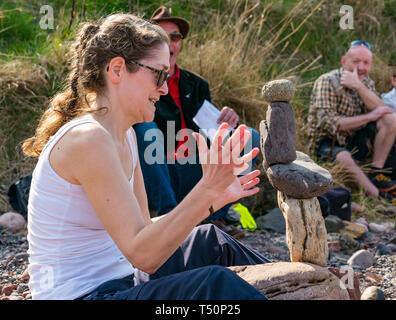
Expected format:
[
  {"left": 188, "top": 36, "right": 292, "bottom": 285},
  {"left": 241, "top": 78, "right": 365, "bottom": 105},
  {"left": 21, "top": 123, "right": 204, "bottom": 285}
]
[{"left": 27, "top": 118, "right": 136, "bottom": 300}]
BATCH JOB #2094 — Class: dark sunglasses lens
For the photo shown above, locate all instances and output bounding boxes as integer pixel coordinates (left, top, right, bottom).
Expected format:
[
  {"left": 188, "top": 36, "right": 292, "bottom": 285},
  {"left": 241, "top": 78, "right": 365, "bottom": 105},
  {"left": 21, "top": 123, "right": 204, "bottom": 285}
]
[{"left": 157, "top": 71, "right": 169, "bottom": 87}]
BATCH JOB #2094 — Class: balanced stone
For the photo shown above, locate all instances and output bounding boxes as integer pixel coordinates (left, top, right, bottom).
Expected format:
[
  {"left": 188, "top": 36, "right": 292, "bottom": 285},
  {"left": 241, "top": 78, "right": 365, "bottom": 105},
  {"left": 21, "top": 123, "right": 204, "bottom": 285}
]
[
  {"left": 228, "top": 262, "right": 350, "bottom": 300},
  {"left": 260, "top": 102, "right": 296, "bottom": 166},
  {"left": 265, "top": 151, "right": 333, "bottom": 198},
  {"left": 262, "top": 79, "right": 295, "bottom": 103},
  {"left": 278, "top": 192, "right": 329, "bottom": 266}
]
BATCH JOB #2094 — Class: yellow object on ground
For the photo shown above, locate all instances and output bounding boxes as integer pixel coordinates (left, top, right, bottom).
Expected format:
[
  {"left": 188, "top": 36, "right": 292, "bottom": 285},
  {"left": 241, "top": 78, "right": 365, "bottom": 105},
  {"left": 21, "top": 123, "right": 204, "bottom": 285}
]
[{"left": 233, "top": 203, "right": 257, "bottom": 231}]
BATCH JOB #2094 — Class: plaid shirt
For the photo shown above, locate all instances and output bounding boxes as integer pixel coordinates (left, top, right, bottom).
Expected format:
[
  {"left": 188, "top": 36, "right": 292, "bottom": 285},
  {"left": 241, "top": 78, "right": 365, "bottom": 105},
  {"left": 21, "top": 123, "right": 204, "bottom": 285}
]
[{"left": 307, "top": 68, "right": 378, "bottom": 152}]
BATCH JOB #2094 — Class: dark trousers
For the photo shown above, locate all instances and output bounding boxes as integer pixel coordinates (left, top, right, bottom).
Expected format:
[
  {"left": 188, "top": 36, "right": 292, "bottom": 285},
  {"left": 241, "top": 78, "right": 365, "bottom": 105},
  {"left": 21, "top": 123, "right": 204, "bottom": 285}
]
[{"left": 80, "top": 224, "right": 269, "bottom": 300}]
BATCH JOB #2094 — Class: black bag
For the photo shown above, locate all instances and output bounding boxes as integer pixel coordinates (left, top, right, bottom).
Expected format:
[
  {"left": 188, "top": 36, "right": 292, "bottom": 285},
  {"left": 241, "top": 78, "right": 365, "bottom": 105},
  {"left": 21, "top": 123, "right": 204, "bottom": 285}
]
[
  {"left": 7, "top": 174, "right": 32, "bottom": 218},
  {"left": 317, "top": 187, "right": 351, "bottom": 221},
  {"left": 384, "top": 144, "right": 396, "bottom": 180}
]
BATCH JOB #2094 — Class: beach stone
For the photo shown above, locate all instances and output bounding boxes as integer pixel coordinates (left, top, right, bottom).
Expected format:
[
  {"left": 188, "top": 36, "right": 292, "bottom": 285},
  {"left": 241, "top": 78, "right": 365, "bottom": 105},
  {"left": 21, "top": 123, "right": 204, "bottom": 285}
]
[
  {"left": 0, "top": 212, "right": 26, "bottom": 233},
  {"left": 339, "top": 221, "right": 366, "bottom": 240},
  {"left": 327, "top": 233, "right": 359, "bottom": 253},
  {"left": 260, "top": 103, "right": 296, "bottom": 166},
  {"left": 229, "top": 262, "right": 350, "bottom": 300},
  {"left": 368, "top": 222, "right": 394, "bottom": 233},
  {"left": 256, "top": 208, "right": 286, "bottom": 234},
  {"left": 266, "top": 151, "right": 333, "bottom": 198},
  {"left": 376, "top": 243, "right": 393, "bottom": 256},
  {"left": 1, "top": 284, "right": 18, "bottom": 296},
  {"left": 328, "top": 267, "right": 361, "bottom": 300},
  {"left": 325, "top": 215, "right": 344, "bottom": 233},
  {"left": 387, "top": 235, "right": 396, "bottom": 245},
  {"left": 361, "top": 286, "right": 385, "bottom": 300},
  {"left": 347, "top": 250, "right": 374, "bottom": 269},
  {"left": 262, "top": 79, "right": 295, "bottom": 103},
  {"left": 327, "top": 241, "right": 341, "bottom": 253},
  {"left": 278, "top": 192, "right": 328, "bottom": 266},
  {"left": 387, "top": 243, "right": 396, "bottom": 252}
]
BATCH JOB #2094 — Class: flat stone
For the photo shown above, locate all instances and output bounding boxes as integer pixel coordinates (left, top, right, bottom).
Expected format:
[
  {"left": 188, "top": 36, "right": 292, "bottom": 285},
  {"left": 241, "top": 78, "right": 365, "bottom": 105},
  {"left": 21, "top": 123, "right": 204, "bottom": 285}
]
[
  {"left": 325, "top": 215, "right": 345, "bottom": 233},
  {"left": 368, "top": 222, "right": 394, "bottom": 233},
  {"left": 339, "top": 221, "right": 366, "bottom": 240},
  {"left": 262, "top": 79, "right": 295, "bottom": 103},
  {"left": 229, "top": 262, "right": 350, "bottom": 300},
  {"left": 259, "top": 103, "right": 296, "bottom": 166},
  {"left": 347, "top": 250, "right": 374, "bottom": 269},
  {"left": 278, "top": 192, "right": 328, "bottom": 266},
  {"left": 266, "top": 151, "right": 333, "bottom": 198},
  {"left": 256, "top": 208, "right": 286, "bottom": 234}
]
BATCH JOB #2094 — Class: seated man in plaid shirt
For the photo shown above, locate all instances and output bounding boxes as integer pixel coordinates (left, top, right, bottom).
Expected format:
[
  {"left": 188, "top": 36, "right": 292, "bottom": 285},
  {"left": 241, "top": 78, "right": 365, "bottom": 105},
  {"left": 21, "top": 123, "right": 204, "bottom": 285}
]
[{"left": 307, "top": 40, "right": 396, "bottom": 203}]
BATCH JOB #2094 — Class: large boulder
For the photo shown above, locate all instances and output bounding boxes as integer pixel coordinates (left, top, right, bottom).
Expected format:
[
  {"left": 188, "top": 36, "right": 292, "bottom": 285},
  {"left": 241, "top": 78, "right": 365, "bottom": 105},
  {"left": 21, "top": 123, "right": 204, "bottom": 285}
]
[{"left": 228, "top": 262, "right": 351, "bottom": 300}]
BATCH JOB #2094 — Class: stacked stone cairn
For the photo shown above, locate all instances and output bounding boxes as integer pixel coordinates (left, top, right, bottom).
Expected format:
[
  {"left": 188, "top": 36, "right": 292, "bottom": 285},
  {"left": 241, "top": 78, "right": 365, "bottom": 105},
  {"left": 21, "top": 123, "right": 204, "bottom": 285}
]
[
  {"left": 227, "top": 80, "right": 357, "bottom": 299},
  {"left": 260, "top": 79, "right": 333, "bottom": 267}
]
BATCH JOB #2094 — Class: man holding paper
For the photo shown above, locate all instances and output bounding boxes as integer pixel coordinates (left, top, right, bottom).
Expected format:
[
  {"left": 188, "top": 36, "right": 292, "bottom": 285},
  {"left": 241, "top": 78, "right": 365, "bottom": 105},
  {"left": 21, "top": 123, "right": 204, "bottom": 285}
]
[{"left": 133, "top": 7, "right": 260, "bottom": 237}]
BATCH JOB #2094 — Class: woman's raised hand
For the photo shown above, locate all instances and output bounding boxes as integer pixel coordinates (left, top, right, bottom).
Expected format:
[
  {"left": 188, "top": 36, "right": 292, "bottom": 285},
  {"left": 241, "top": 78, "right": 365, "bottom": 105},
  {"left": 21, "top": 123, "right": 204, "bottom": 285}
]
[{"left": 192, "top": 123, "right": 260, "bottom": 203}]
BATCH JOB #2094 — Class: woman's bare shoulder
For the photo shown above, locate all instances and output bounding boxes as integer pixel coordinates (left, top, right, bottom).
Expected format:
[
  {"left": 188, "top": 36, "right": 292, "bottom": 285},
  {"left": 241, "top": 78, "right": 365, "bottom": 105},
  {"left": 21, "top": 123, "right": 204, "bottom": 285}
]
[{"left": 49, "top": 122, "right": 116, "bottom": 184}]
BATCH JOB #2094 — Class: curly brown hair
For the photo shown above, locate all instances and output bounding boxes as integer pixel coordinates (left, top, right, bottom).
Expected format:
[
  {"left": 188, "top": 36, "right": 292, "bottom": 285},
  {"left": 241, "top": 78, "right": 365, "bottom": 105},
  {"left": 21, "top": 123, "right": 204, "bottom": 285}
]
[{"left": 22, "top": 13, "right": 169, "bottom": 157}]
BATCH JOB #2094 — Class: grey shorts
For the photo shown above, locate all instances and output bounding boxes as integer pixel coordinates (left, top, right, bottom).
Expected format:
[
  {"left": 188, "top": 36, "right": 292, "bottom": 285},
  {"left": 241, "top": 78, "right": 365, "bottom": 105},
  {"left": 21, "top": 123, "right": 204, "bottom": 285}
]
[{"left": 314, "top": 122, "right": 377, "bottom": 162}]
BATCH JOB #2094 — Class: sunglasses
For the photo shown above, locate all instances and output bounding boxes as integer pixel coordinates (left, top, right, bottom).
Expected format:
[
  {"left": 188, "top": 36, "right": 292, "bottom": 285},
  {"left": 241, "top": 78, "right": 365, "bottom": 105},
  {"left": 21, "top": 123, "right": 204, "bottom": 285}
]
[
  {"left": 106, "top": 59, "right": 170, "bottom": 87},
  {"left": 349, "top": 40, "right": 372, "bottom": 51},
  {"left": 168, "top": 32, "right": 183, "bottom": 42}
]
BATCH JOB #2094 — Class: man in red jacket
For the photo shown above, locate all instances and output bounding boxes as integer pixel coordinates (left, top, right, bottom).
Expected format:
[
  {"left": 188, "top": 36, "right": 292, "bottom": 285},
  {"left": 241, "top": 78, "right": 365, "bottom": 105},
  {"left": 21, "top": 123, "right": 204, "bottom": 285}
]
[{"left": 133, "top": 7, "right": 261, "bottom": 238}]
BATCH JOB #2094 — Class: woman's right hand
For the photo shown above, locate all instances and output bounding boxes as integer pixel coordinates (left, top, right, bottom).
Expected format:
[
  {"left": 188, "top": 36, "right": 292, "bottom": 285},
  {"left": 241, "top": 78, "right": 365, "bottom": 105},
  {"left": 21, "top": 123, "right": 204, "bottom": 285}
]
[{"left": 193, "top": 123, "right": 259, "bottom": 196}]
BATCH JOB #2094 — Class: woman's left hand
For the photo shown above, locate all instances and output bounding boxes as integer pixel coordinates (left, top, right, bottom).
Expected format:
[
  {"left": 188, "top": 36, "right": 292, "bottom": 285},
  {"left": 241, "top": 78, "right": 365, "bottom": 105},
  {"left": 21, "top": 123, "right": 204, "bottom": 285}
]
[{"left": 213, "top": 169, "right": 261, "bottom": 210}]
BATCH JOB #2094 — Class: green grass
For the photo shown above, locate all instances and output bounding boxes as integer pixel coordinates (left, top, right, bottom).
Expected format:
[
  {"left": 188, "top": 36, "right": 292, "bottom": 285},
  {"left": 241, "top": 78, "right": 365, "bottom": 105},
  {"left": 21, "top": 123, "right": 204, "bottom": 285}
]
[{"left": 0, "top": 0, "right": 395, "bottom": 222}]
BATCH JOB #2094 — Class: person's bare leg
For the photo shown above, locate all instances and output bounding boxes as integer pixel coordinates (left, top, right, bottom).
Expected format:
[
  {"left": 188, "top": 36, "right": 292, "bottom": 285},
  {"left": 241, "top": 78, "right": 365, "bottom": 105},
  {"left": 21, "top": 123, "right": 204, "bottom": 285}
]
[
  {"left": 372, "top": 113, "right": 396, "bottom": 168},
  {"left": 336, "top": 151, "right": 379, "bottom": 196}
]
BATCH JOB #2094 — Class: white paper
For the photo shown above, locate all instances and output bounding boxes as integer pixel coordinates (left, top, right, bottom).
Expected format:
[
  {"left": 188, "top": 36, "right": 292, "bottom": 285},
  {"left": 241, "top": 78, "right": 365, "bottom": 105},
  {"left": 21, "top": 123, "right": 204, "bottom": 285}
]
[{"left": 193, "top": 99, "right": 231, "bottom": 142}]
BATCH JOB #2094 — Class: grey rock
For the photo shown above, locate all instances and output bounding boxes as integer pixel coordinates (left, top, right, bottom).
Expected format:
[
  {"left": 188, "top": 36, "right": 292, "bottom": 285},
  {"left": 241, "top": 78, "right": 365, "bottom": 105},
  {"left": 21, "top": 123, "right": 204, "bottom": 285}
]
[
  {"left": 387, "top": 235, "right": 396, "bottom": 245},
  {"left": 376, "top": 243, "right": 393, "bottom": 256},
  {"left": 387, "top": 243, "right": 396, "bottom": 252},
  {"left": 256, "top": 208, "right": 286, "bottom": 234},
  {"left": 262, "top": 79, "right": 295, "bottom": 103},
  {"left": 266, "top": 151, "right": 333, "bottom": 198},
  {"left": 325, "top": 215, "right": 345, "bottom": 233},
  {"left": 361, "top": 286, "right": 385, "bottom": 300},
  {"left": 347, "top": 250, "right": 374, "bottom": 269},
  {"left": 260, "top": 103, "right": 296, "bottom": 166}
]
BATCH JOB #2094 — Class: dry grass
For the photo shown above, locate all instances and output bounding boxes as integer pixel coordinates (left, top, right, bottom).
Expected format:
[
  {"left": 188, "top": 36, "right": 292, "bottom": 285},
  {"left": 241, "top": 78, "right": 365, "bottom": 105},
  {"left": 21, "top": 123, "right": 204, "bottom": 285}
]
[
  {"left": 0, "top": 55, "right": 70, "bottom": 212},
  {"left": 180, "top": 0, "right": 323, "bottom": 131}
]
